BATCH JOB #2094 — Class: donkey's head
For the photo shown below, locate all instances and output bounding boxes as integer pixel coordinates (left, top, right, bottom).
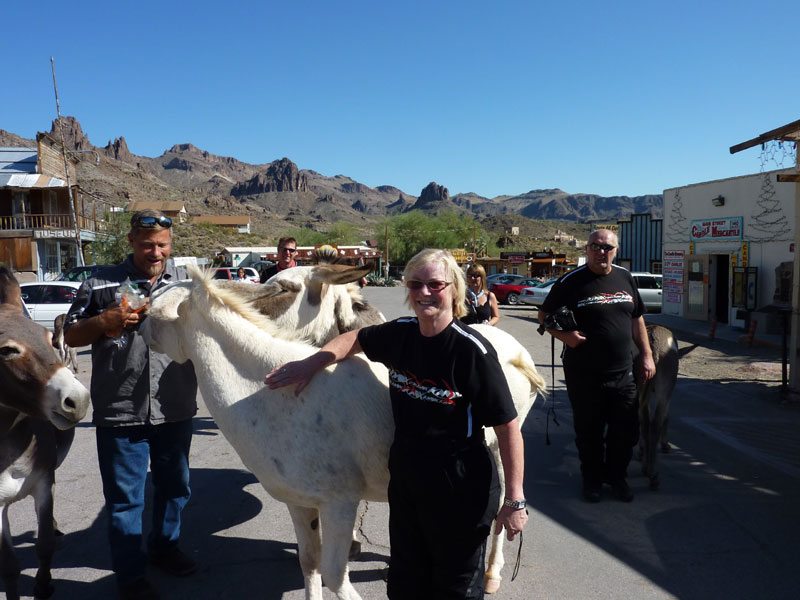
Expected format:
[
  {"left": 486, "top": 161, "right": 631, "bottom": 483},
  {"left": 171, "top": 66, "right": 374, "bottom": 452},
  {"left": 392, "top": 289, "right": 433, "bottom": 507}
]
[
  {"left": 0, "top": 267, "right": 89, "bottom": 429},
  {"left": 264, "top": 263, "right": 384, "bottom": 346}
]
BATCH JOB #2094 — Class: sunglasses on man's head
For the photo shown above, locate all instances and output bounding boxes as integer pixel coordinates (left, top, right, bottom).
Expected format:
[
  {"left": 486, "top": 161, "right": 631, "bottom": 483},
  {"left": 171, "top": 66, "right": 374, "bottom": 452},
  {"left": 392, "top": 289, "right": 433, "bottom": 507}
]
[
  {"left": 133, "top": 216, "right": 172, "bottom": 229},
  {"left": 279, "top": 246, "right": 297, "bottom": 253},
  {"left": 588, "top": 242, "right": 616, "bottom": 252},
  {"left": 406, "top": 279, "right": 452, "bottom": 292}
]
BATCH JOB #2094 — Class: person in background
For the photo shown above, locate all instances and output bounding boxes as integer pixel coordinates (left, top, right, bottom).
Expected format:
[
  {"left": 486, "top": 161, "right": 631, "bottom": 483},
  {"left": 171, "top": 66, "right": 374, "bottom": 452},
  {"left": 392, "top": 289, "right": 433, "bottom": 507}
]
[
  {"left": 265, "top": 248, "right": 527, "bottom": 599},
  {"left": 260, "top": 236, "right": 298, "bottom": 283},
  {"left": 538, "top": 228, "right": 655, "bottom": 503},
  {"left": 65, "top": 210, "right": 198, "bottom": 600},
  {"left": 236, "top": 267, "right": 248, "bottom": 281},
  {"left": 461, "top": 264, "right": 500, "bottom": 326}
]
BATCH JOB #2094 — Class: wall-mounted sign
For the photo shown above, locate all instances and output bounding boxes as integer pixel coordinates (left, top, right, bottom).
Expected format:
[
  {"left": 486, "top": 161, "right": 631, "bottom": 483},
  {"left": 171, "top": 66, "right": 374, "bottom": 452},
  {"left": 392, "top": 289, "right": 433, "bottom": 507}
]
[
  {"left": 449, "top": 249, "right": 468, "bottom": 262},
  {"left": 690, "top": 217, "right": 743, "bottom": 241},
  {"left": 33, "top": 229, "right": 74, "bottom": 239},
  {"left": 662, "top": 249, "right": 684, "bottom": 295}
]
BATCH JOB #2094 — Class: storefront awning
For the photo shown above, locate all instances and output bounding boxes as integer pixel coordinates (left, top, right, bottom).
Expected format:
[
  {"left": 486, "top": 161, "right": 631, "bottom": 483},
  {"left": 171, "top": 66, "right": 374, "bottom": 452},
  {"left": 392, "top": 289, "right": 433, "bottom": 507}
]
[{"left": 0, "top": 173, "right": 67, "bottom": 188}]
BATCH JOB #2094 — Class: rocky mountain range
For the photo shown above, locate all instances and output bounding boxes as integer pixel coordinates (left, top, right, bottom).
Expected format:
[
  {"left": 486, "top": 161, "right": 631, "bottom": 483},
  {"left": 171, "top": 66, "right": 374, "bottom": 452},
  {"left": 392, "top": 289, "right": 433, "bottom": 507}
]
[{"left": 0, "top": 117, "right": 663, "bottom": 237}]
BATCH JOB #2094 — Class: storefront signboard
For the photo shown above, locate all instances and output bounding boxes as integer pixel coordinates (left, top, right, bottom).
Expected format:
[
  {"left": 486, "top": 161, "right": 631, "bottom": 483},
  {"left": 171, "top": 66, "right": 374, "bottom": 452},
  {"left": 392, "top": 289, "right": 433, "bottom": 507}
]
[{"left": 690, "top": 217, "right": 743, "bottom": 241}]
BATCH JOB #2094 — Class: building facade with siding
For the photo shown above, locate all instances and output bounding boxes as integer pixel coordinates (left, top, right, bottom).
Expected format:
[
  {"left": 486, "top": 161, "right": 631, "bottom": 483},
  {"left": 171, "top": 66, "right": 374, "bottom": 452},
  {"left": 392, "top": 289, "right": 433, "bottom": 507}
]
[{"left": 0, "top": 134, "right": 111, "bottom": 281}]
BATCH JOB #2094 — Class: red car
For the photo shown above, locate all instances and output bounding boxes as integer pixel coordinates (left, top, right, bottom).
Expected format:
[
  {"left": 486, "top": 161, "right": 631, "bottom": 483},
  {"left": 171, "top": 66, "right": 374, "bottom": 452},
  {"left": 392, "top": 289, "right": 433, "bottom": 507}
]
[{"left": 488, "top": 278, "right": 541, "bottom": 305}]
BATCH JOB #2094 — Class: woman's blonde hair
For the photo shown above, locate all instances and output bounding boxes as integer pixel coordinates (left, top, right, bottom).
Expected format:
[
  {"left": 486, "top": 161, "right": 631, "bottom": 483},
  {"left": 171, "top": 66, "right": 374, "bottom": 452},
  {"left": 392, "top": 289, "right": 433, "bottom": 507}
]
[
  {"left": 465, "top": 263, "right": 488, "bottom": 293},
  {"left": 404, "top": 249, "right": 467, "bottom": 319}
]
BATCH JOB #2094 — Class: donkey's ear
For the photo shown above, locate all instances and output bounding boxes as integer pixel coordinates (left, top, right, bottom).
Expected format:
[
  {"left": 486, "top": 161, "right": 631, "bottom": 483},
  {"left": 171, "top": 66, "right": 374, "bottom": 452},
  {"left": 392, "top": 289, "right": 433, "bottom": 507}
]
[
  {"left": 148, "top": 282, "right": 191, "bottom": 322},
  {"left": 313, "top": 263, "right": 373, "bottom": 286}
]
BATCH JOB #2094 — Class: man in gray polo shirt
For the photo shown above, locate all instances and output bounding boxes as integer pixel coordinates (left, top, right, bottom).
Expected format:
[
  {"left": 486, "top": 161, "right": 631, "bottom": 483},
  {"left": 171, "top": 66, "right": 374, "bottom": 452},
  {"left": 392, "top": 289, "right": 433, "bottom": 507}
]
[{"left": 66, "top": 210, "right": 197, "bottom": 600}]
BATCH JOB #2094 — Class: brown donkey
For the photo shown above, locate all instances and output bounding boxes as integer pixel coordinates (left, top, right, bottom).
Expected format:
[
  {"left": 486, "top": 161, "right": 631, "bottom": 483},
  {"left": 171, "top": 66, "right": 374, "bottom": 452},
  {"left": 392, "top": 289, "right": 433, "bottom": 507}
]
[
  {"left": 637, "top": 324, "right": 680, "bottom": 490},
  {"left": 0, "top": 266, "right": 90, "bottom": 600}
]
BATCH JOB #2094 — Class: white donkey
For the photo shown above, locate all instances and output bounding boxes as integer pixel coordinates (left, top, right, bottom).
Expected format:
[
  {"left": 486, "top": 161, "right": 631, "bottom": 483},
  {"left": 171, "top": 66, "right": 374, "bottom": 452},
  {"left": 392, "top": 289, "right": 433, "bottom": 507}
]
[{"left": 145, "top": 268, "right": 544, "bottom": 600}]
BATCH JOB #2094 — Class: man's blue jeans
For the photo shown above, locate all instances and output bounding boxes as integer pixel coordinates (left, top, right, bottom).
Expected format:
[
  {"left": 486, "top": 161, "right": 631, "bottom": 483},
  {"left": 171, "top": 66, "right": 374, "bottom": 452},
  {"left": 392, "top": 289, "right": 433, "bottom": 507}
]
[{"left": 96, "top": 419, "right": 193, "bottom": 584}]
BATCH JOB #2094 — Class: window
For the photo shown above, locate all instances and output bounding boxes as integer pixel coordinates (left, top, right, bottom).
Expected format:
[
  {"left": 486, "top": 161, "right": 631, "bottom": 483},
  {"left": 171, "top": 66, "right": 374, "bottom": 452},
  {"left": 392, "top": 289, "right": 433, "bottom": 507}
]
[
  {"left": 635, "top": 275, "right": 662, "bottom": 290},
  {"left": 12, "top": 192, "right": 28, "bottom": 228},
  {"left": 651, "top": 262, "right": 662, "bottom": 274},
  {"left": 41, "top": 286, "right": 77, "bottom": 304},
  {"left": 20, "top": 285, "right": 44, "bottom": 304},
  {"left": 46, "top": 191, "right": 58, "bottom": 217}
]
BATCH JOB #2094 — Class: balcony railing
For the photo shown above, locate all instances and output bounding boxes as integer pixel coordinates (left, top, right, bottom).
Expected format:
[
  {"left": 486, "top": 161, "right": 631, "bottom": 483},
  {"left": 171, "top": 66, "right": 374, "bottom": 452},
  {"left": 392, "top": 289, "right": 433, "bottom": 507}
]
[{"left": 0, "top": 213, "right": 109, "bottom": 232}]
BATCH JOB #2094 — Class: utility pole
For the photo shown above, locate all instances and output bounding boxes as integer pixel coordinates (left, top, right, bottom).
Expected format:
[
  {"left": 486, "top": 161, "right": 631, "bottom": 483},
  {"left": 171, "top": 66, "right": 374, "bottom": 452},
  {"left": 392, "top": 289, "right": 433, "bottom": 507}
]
[
  {"left": 473, "top": 222, "right": 477, "bottom": 260},
  {"left": 384, "top": 224, "right": 389, "bottom": 279},
  {"left": 51, "top": 56, "right": 85, "bottom": 267}
]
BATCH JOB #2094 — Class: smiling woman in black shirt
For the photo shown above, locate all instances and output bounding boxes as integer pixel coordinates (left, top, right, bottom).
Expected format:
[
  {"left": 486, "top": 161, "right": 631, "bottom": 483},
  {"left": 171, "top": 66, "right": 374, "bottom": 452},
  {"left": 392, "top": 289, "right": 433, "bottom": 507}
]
[{"left": 265, "top": 248, "right": 528, "bottom": 599}]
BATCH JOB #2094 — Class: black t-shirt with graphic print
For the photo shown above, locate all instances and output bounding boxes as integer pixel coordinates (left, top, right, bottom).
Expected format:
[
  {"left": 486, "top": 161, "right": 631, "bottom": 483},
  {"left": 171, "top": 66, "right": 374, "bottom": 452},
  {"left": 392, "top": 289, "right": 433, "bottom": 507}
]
[
  {"left": 542, "top": 265, "right": 644, "bottom": 377},
  {"left": 357, "top": 318, "right": 517, "bottom": 442}
]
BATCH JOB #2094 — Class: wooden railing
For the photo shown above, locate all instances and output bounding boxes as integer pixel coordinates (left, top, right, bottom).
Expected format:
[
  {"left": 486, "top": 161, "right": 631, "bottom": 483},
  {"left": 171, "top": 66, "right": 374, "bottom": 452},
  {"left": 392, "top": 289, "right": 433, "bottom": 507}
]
[{"left": 0, "top": 213, "right": 108, "bottom": 232}]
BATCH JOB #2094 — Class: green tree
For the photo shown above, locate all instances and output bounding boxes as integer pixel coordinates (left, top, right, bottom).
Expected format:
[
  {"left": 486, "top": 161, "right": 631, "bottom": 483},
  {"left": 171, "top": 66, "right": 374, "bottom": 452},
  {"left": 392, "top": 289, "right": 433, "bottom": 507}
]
[
  {"left": 326, "top": 222, "right": 361, "bottom": 246},
  {"left": 86, "top": 211, "right": 129, "bottom": 265},
  {"left": 286, "top": 228, "right": 328, "bottom": 246},
  {"left": 375, "top": 211, "right": 482, "bottom": 266}
]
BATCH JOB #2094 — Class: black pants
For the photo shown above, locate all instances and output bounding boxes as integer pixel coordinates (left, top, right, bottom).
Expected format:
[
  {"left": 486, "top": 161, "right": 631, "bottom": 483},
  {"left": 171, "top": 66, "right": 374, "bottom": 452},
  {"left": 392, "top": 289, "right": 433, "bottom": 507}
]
[
  {"left": 386, "top": 437, "right": 501, "bottom": 600},
  {"left": 564, "top": 367, "right": 639, "bottom": 485}
]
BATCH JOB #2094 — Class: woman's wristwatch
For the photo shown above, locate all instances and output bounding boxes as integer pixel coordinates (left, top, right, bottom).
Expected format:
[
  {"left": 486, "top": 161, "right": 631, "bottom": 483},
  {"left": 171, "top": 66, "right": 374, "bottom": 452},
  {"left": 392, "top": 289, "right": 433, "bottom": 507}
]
[{"left": 503, "top": 497, "right": 527, "bottom": 510}]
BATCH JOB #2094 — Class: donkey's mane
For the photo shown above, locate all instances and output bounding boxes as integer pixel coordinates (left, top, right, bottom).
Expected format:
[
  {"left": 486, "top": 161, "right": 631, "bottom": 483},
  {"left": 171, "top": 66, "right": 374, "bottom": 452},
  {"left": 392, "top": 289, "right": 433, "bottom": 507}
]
[{"left": 188, "top": 266, "right": 281, "bottom": 336}]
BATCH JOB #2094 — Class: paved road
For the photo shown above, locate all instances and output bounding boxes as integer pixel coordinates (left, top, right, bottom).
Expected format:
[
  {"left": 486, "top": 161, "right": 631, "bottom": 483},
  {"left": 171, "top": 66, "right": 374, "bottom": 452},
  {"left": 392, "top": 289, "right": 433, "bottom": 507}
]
[{"left": 7, "top": 286, "right": 800, "bottom": 599}]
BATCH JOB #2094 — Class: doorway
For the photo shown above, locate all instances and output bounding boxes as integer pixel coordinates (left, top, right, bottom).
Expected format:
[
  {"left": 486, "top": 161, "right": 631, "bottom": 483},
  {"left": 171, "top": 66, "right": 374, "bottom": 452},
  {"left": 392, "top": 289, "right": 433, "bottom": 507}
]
[{"left": 712, "top": 254, "right": 730, "bottom": 324}]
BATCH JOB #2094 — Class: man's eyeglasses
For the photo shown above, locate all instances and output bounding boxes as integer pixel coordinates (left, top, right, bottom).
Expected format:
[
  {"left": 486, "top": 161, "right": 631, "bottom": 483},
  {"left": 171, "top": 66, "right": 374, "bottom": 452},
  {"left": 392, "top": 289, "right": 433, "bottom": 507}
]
[
  {"left": 406, "top": 280, "right": 452, "bottom": 292},
  {"left": 133, "top": 215, "right": 172, "bottom": 229},
  {"left": 279, "top": 246, "right": 297, "bottom": 254},
  {"left": 588, "top": 242, "right": 616, "bottom": 252}
]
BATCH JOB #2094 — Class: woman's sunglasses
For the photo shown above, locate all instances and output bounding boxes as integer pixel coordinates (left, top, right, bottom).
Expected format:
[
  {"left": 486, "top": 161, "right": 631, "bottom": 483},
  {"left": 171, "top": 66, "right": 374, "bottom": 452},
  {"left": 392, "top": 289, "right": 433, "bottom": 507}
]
[{"left": 406, "top": 280, "right": 452, "bottom": 292}]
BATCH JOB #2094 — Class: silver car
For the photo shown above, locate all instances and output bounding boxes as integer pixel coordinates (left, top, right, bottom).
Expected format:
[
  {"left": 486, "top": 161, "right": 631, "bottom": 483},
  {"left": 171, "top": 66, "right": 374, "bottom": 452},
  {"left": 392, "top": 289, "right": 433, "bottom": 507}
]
[
  {"left": 519, "top": 279, "right": 558, "bottom": 307},
  {"left": 19, "top": 281, "right": 81, "bottom": 330},
  {"left": 632, "top": 272, "right": 663, "bottom": 313}
]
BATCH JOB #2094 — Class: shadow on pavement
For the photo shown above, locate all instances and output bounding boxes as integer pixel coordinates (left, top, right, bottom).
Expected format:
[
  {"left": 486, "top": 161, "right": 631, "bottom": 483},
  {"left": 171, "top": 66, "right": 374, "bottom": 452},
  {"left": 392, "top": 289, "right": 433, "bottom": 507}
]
[{"left": 521, "top": 372, "right": 800, "bottom": 600}]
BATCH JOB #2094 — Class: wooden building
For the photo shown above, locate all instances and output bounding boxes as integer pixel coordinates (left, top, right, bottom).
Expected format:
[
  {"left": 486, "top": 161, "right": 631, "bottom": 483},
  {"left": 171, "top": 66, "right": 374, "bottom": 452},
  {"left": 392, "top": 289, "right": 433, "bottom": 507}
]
[
  {"left": 126, "top": 201, "right": 187, "bottom": 223},
  {"left": 0, "top": 134, "right": 111, "bottom": 281},
  {"left": 192, "top": 215, "right": 251, "bottom": 233}
]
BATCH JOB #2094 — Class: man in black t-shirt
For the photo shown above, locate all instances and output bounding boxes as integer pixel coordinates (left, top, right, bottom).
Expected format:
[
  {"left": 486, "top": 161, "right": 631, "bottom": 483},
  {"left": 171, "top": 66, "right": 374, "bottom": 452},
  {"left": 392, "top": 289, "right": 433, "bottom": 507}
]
[
  {"left": 260, "top": 236, "right": 297, "bottom": 283},
  {"left": 540, "top": 229, "right": 655, "bottom": 503}
]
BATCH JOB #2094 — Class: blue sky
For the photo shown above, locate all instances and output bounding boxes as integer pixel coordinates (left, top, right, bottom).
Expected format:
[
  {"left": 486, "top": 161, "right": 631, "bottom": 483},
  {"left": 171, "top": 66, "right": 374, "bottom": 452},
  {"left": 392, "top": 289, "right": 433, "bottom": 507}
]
[{"left": 2, "top": 1, "right": 798, "bottom": 199}]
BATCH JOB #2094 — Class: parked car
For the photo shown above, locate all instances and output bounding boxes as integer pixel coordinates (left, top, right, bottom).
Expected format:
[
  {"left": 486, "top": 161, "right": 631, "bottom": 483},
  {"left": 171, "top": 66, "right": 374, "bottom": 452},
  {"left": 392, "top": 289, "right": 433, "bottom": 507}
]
[
  {"left": 19, "top": 281, "right": 81, "bottom": 330},
  {"left": 488, "top": 278, "right": 541, "bottom": 305},
  {"left": 485, "top": 273, "right": 527, "bottom": 285},
  {"left": 58, "top": 264, "right": 112, "bottom": 282},
  {"left": 519, "top": 278, "right": 558, "bottom": 307},
  {"left": 212, "top": 267, "right": 260, "bottom": 283},
  {"left": 632, "top": 272, "right": 663, "bottom": 312}
]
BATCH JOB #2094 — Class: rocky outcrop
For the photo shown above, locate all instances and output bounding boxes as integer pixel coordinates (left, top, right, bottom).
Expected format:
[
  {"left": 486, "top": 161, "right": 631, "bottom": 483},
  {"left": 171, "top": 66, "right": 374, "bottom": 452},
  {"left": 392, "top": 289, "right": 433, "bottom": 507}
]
[
  {"left": 341, "top": 182, "right": 370, "bottom": 194},
  {"left": 410, "top": 181, "right": 450, "bottom": 210},
  {"left": 103, "top": 137, "right": 134, "bottom": 161},
  {"left": 48, "top": 116, "right": 92, "bottom": 151},
  {"left": 231, "top": 158, "right": 309, "bottom": 195},
  {"left": 0, "top": 129, "right": 35, "bottom": 147}
]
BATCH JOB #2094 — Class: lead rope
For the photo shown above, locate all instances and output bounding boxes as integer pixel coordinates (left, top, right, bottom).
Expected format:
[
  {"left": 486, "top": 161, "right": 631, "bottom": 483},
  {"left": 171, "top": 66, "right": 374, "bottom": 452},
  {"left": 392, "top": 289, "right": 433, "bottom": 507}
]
[
  {"left": 545, "top": 336, "right": 560, "bottom": 445},
  {"left": 511, "top": 516, "right": 527, "bottom": 581}
]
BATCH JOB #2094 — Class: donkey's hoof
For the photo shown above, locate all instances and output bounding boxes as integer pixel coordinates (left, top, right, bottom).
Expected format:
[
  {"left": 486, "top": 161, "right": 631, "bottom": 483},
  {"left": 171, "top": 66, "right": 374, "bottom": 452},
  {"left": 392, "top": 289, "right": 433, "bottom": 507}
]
[
  {"left": 485, "top": 575, "right": 502, "bottom": 594},
  {"left": 648, "top": 475, "right": 661, "bottom": 491},
  {"left": 348, "top": 539, "right": 362, "bottom": 560},
  {"left": 661, "top": 443, "right": 671, "bottom": 454}
]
